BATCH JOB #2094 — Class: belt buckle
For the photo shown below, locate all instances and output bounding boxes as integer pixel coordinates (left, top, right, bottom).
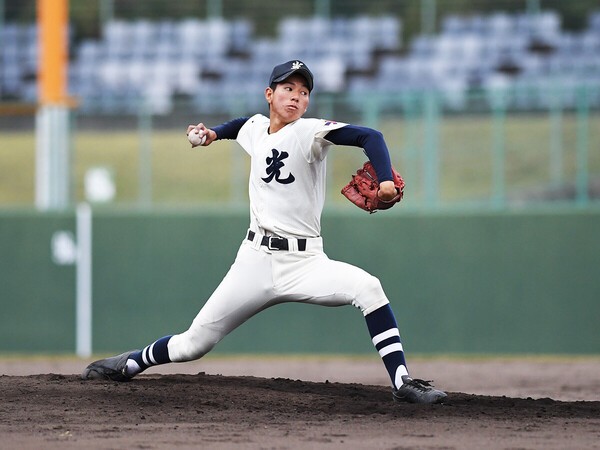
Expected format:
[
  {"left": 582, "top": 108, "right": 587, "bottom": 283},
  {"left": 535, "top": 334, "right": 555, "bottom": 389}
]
[{"left": 267, "top": 236, "right": 286, "bottom": 250}]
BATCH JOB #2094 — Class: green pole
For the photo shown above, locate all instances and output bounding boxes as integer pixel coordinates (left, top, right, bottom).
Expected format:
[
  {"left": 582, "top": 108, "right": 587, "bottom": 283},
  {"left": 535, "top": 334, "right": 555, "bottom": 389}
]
[
  {"left": 70, "top": 109, "right": 77, "bottom": 204},
  {"left": 99, "top": 0, "right": 114, "bottom": 30},
  {"left": 423, "top": 90, "right": 439, "bottom": 207},
  {"left": 138, "top": 101, "right": 153, "bottom": 207},
  {"left": 207, "top": 0, "right": 222, "bottom": 19},
  {"left": 527, "top": 0, "right": 541, "bottom": 17},
  {"left": 0, "top": 0, "right": 4, "bottom": 38},
  {"left": 491, "top": 98, "right": 506, "bottom": 208},
  {"left": 230, "top": 99, "right": 246, "bottom": 206},
  {"left": 317, "top": 93, "right": 335, "bottom": 203},
  {"left": 317, "top": 93, "right": 334, "bottom": 121},
  {"left": 421, "top": 0, "right": 436, "bottom": 36},
  {"left": 362, "top": 94, "right": 379, "bottom": 130},
  {"left": 575, "top": 86, "right": 590, "bottom": 205},
  {"left": 315, "top": 0, "right": 330, "bottom": 19},
  {"left": 549, "top": 84, "right": 564, "bottom": 185},
  {"left": 402, "top": 93, "right": 419, "bottom": 203}
]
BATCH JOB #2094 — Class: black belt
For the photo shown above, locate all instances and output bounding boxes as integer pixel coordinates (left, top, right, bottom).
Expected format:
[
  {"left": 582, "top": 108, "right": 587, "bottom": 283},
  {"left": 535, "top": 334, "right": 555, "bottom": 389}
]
[{"left": 247, "top": 230, "right": 307, "bottom": 251}]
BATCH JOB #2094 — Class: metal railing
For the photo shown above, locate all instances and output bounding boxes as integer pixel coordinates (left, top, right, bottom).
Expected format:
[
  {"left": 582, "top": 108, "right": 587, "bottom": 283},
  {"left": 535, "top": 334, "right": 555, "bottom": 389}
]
[
  {"left": 0, "top": 86, "right": 598, "bottom": 210},
  {"left": 84, "top": 86, "right": 599, "bottom": 210}
]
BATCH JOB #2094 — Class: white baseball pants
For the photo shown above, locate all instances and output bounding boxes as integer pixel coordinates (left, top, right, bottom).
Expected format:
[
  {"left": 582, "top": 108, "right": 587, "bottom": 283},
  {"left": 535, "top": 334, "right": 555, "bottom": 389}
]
[{"left": 167, "top": 232, "right": 390, "bottom": 362}]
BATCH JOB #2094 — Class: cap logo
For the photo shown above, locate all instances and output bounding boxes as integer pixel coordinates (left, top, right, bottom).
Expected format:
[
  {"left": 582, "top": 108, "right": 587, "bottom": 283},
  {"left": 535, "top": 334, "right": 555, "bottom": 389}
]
[{"left": 291, "top": 61, "right": 304, "bottom": 70}]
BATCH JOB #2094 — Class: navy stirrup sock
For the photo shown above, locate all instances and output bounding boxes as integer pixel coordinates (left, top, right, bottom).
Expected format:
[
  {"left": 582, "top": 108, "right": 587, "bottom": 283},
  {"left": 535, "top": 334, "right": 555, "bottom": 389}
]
[
  {"left": 365, "top": 304, "right": 409, "bottom": 390},
  {"left": 129, "top": 335, "right": 173, "bottom": 373}
]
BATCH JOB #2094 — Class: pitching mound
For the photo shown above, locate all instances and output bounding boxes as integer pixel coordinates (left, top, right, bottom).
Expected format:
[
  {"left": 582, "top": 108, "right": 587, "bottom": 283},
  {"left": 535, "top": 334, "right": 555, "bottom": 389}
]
[{"left": 2, "top": 372, "right": 598, "bottom": 449}]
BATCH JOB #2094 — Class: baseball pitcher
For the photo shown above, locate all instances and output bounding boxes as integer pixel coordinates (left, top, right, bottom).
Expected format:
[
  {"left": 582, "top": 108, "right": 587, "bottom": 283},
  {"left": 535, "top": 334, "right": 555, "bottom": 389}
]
[{"left": 82, "top": 60, "right": 446, "bottom": 404}]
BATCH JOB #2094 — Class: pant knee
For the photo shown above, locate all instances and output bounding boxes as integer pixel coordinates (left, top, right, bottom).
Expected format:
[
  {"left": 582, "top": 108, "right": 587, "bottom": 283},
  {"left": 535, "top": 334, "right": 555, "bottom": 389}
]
[
  {"left": 356, "top": 275, "right": 389, "bottom": 316},
  {"left": 167, "top": 325, "right": 221, "bottom": 362}
]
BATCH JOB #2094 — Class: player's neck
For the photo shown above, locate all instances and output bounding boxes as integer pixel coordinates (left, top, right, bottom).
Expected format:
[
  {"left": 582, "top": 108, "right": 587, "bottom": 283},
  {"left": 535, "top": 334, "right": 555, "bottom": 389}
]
[
  {"left": 269, "top": 117, "right": 298, "bottom": 134},
  {"left": 268, "top": 120, "right": 285, "bottom": 134}
]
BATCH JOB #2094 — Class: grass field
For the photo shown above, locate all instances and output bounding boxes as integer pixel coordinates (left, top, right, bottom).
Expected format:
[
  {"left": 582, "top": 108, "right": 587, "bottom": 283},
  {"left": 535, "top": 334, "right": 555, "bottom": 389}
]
[{"left": 1, "top": 112, "right": 598, "bottom": 207}]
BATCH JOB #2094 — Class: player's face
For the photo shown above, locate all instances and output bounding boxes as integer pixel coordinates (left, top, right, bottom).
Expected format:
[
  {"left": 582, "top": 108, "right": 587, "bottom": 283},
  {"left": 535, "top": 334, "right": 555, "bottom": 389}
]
[{"left": 266, "top": 74, "right": 310, "bottom": 128}]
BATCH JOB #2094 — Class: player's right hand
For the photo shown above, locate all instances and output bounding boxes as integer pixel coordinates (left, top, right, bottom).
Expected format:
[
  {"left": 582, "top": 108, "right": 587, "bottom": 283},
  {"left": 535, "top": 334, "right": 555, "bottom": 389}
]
[{"left": 186, "top": 123, "right": 216, "bottom": 146}]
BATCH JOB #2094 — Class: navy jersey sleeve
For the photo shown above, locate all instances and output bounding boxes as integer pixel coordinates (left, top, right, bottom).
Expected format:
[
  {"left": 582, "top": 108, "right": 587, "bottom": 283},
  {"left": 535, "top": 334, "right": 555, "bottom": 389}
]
[
  {"left": 212, "top": 117, "right": 250, "bottom": 140},
  {"left": 325, "top": 125, "right": 393, "bottom": 182}
]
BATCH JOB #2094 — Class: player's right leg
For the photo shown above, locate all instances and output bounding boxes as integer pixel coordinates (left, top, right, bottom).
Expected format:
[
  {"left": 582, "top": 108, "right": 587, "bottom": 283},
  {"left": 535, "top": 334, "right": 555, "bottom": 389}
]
[
  {"left": 166, "top": 242, "right": 275, "bottom": 363},
  {"left": 82, "top": 241, "right": 275, "bottom": 381}
]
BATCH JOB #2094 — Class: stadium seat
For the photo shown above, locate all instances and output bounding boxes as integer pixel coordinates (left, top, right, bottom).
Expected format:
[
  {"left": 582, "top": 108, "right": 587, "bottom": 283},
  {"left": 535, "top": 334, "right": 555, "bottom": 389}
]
[{"left": 3, "top": 11, "right": 600, "bottom": 113}]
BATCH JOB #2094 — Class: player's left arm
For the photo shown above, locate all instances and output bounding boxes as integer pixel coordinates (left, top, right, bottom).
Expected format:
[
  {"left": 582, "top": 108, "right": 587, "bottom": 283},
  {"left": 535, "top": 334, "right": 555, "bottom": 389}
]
[{"left": 325, "top": 125, "right": 397, "bottom": 201}]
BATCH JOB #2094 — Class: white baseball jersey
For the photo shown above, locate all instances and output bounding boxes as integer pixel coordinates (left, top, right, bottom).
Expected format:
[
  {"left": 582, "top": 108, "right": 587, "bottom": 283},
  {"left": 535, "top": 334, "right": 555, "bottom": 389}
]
[{"left": 237, "top": 114, "right": 347, "bottom": 238}]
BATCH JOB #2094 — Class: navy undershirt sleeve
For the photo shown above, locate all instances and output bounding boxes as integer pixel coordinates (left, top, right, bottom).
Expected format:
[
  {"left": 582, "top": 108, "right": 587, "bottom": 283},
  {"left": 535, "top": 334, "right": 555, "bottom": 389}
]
[
  {"left": 325, "top": 125, "right": 393, "bottom": 182},
  {"left": 212, "top": 117, "right": 250, "bottom": 140}
]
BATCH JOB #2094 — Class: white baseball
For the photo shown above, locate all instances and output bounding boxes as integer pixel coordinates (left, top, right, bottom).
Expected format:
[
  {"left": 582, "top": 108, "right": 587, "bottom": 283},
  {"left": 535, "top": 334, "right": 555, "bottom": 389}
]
[{"left": 188, "top": 129, "right": 207, "bottom": 146}]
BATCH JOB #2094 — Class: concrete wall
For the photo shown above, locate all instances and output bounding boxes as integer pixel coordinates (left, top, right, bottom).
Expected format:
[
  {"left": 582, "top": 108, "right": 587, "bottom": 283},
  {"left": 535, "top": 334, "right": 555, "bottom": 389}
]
[{"left": 1, "top": 208, "right": 598, "bottom": 355}]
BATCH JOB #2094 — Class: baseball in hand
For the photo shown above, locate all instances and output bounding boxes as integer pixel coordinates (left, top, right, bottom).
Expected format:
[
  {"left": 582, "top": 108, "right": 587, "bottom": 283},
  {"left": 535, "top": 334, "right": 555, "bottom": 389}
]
[{"left": 188, "top": 129, "right": 207, "bottom": 146}]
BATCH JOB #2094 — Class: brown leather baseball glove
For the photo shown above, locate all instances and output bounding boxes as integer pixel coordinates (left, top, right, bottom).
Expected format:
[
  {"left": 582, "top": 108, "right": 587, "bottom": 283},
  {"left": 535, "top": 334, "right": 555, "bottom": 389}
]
[{"left": 341, "top": 161, "right": 405, "bottom": 213}]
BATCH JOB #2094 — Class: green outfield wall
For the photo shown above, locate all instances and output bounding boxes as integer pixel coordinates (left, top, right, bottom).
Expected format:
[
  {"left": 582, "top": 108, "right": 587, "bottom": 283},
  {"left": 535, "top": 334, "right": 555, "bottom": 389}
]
[{"left": 1, "top": 208, "right": 599, "bottom": 355}]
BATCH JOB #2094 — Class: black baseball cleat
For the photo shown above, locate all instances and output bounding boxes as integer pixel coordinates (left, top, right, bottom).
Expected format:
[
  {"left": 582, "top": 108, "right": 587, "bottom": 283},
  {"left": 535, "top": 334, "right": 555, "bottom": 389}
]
[
  {"left": 392, "top": 376, "right": 447, "bottom": 404},
  {"left": 81, "top": 350, "right": 138, "bottom": 382}
]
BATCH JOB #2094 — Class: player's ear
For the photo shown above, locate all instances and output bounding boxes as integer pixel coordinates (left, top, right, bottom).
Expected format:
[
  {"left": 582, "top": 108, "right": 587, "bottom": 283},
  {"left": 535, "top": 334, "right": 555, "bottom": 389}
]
[{"left": 265, "top": 87, "right": 273, "bottom": 104}]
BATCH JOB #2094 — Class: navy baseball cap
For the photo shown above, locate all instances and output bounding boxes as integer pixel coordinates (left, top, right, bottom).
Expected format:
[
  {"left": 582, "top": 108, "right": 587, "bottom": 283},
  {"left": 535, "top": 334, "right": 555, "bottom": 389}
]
[{"left": 269, "top": 60, "right": 314, "bottom": 92}]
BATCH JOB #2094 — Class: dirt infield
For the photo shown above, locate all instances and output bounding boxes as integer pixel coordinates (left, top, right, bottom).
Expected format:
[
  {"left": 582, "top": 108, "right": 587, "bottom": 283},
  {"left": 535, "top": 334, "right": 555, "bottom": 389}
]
[{"left": 1, "top": 356, "right": 599, "bottom": 449}]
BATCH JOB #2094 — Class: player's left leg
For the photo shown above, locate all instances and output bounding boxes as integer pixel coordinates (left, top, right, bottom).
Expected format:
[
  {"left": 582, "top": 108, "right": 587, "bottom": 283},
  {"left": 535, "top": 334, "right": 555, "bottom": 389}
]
[
  {"left": 363, "top": 303, "right": 408, "bottom": 390},
  {"left": 276, "top": 251, "right": 446, "bottom": 403},
  {"left": 362, "top": 303, "right": 445, "bottom": 403},
  {"left": 272, "top": 252, "right": 404, "bottom": 382}
]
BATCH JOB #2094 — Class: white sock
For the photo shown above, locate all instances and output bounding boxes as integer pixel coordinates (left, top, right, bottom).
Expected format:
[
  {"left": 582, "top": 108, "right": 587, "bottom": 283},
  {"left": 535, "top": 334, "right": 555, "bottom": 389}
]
[
  {"left": 124, "top": 359, "right": 141, "bottom": 377},
  {"left": 394, "top": 365, "right": 409, "bottom": 389}
]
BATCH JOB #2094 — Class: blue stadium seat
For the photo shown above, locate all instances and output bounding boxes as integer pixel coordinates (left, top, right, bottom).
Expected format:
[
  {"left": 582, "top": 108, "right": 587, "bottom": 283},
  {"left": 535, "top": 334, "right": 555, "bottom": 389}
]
[{"left": 3, "top": 11, "right": 599, "bottom": 113}]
